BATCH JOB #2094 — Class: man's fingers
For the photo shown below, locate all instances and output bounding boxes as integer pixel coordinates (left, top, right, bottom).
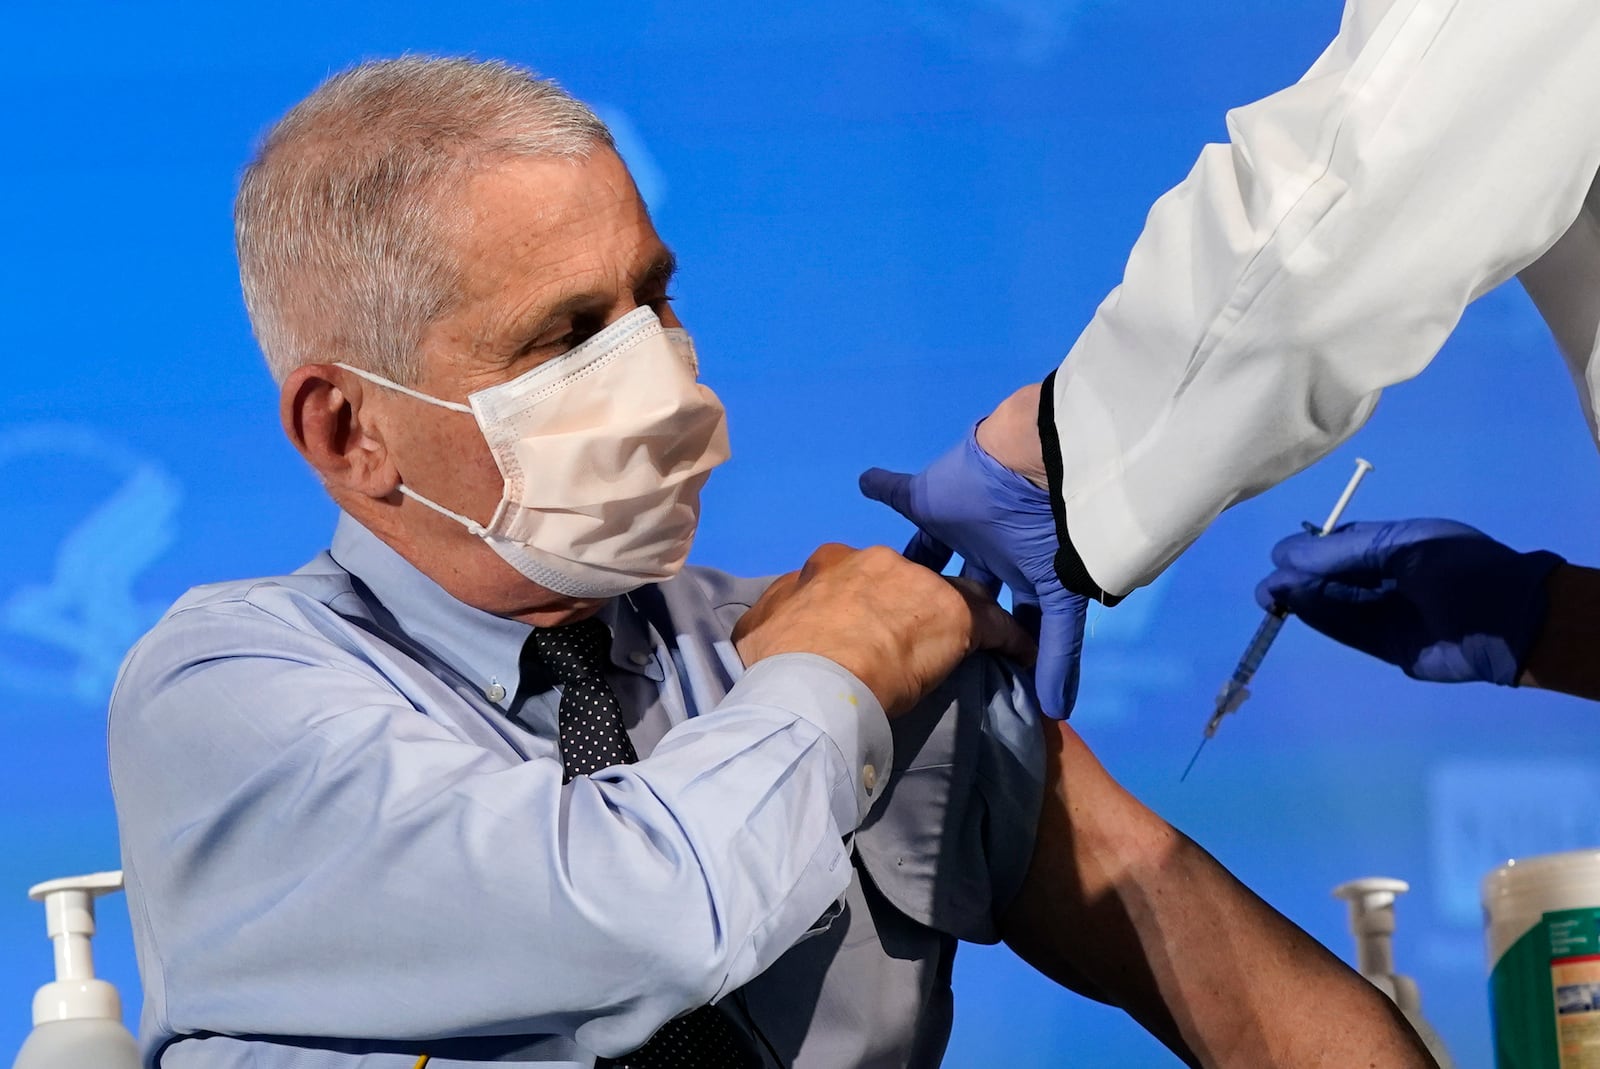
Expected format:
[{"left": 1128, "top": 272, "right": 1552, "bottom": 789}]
[
  {"left": 739, "top": 543, "right": 1039, "bottom": 717},
  {"left": 1011, "top": 596, "right": 1042, "bottom": 641},
  {"left": 949, "top": 577, "right": 1036, "bottom": 667},
  {"left": 958, "top": 558, "right": 1002, "bottom": 597},
  {"left": 975, "top": 599, "right": 1038, "bottom": 667}
]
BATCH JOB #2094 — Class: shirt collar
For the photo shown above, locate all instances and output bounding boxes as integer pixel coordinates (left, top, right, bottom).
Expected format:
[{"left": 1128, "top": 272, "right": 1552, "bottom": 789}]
[{"left": 327, "top": 514, "right": 665, "bottom": 710}]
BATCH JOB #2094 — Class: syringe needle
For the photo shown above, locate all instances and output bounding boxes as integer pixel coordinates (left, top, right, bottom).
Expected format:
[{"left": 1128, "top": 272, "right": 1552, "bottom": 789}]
[
  {"left": 1180, "top": 703, "right": 1227, "bottom": 782},
  {"left": 1181, "top": 457, "right": 1375, "bottom": 781}
]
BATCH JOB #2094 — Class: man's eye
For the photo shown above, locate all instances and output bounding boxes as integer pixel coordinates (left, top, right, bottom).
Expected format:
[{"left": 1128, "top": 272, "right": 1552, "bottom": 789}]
[{"left": 555, "top": 315, "right": 607, "bottom": 352}]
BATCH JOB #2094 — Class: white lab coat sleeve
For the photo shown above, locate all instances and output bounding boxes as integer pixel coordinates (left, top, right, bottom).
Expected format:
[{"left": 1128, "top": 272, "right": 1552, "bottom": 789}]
[
  {"left": 1518, "top": 172, "right": 1600, "bottom": 431},
  {"left": 1044, "top": 0, "right": 1600, "bottom": 599}
]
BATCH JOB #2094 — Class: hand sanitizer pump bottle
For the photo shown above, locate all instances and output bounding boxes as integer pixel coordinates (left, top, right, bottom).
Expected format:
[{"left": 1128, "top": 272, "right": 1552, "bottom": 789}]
[
  {"left": 1332, "top": 877, "right": 1454, "bottom": 1068},
  {"left": 12, "top": 871, "right": 141, "bottom": 1069}
]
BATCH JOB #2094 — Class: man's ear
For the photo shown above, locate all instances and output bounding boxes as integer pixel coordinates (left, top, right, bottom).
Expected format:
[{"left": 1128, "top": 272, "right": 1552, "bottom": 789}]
[{"left": 280, "top": 364, "right": 399, "bottom": 499}]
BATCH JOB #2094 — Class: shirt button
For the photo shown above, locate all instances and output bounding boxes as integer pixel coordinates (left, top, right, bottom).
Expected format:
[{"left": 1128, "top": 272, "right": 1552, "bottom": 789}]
[
  {"left": 862, "top": 764, "right": 878, "bottom": 793},
  {"left": 628, "top": 651, "right": 653, "bottom": 667},
  {"left": 484, "top": 682, "right": 506, "bottom": 703}
]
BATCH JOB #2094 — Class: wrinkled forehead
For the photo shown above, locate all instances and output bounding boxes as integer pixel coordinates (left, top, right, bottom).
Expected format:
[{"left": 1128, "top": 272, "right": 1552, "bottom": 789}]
[{"left": 442, "top": 147, "right": 656, "bottom": 296}]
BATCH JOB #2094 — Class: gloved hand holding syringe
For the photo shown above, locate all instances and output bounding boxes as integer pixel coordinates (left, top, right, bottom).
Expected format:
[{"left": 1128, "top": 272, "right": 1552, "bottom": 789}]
[{"left": 1181, "top": 458, "right": 1375, "bottom": 781}]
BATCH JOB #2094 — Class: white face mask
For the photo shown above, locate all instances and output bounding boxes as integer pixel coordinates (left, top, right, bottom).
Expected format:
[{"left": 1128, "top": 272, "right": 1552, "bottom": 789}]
[{"left": 339, "top": 306, "right": 730, "bottom": 598}]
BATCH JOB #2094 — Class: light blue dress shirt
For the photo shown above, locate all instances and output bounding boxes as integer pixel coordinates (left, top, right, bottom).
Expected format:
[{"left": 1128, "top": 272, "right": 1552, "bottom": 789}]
[{"left": 109, "top": 515, "right": 1045, "bottom": 1068}]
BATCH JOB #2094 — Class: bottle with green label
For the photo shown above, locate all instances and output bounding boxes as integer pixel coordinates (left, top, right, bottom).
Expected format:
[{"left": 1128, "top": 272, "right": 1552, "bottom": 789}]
[{"left": 1484, "top": 849, "right": 1600, "bottom": 1067}]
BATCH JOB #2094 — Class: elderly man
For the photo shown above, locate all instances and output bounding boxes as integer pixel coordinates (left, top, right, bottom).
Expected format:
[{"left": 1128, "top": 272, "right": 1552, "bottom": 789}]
[{"left": 109, "top": 56, "right": 1429, "bottom": 1068}]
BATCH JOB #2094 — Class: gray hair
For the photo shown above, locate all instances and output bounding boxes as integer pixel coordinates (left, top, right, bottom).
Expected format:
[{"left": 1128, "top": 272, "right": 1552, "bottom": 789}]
[{"left": 236, "top": 56, "right": 615, "bottom": 385}]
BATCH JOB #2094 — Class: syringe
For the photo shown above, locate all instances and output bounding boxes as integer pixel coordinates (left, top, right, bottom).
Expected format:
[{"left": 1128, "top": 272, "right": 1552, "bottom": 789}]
[{"left": 1180, "top": 458, "right": 1375, "bottom": 781}]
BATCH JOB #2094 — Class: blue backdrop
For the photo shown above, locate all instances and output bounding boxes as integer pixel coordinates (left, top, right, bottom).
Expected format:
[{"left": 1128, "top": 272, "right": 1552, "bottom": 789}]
[{"left": 7, "top": 2, "right": 1599, "bottom": 1065}]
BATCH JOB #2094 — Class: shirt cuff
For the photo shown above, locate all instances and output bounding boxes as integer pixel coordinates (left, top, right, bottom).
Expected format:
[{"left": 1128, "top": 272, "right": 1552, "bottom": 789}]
[{"left": 722, "top": 653, "right": 894, "bottom": 831}]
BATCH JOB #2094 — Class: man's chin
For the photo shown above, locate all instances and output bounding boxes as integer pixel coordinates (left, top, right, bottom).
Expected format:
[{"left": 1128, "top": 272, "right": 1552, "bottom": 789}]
[
  {"left": 513, "top": 598, "right": 609, "bottom": 628},
  {"left": 470, "top": 569, "right": 608, "bottom": 625},
  {"left": 405, "top": 535, "right": 610, "bottom": 624}
]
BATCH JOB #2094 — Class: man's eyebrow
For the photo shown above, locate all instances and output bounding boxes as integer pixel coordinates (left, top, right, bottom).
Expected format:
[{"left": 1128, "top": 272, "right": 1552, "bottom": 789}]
[
  {"left": 497, "top": 248, "right": 680, "bottom": 359},
  {"left": 634, "top": 247, "right": 678, "bottom": 291}
]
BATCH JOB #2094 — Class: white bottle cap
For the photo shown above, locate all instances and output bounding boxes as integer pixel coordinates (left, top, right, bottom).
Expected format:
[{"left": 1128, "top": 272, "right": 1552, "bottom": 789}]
[
  {"left": 26, "top": 871, "right": 126, "bottom": 1025},
  {"left": 1333, "top": 876, "right": 1410, "bottom": 938},
  {"left": 1332, "top": 877, "right": 1413, "bottom": 1013}
]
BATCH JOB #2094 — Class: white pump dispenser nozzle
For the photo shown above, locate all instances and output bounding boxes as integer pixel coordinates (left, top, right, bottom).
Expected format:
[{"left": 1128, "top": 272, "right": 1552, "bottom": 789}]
[
  {"left": 1332, "top": 877, "right": 1453, "bottom": 1068},
  {"left": 12, "top": 870, "right": 140, "bottom": 1069},
  {"left": 1333, "top": 877, "right": 1409, "bottom": 1004}
]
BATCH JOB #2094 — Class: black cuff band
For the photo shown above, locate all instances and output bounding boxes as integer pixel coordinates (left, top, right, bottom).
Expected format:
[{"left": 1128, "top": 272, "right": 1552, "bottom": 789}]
[{"left": 1039, "top": 369, "right": 1123, "bottom": 607}]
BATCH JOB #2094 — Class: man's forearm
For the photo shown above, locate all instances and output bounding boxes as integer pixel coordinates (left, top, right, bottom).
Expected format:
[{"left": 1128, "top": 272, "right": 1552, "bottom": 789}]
[{"left": 1000, "top": 722, "right": 1432, "bottom": 1068}]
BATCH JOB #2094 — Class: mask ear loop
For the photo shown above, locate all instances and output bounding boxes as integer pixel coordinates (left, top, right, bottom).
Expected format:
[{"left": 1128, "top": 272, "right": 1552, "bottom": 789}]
[
  {"left": 332, "top": 363, "right": 490, "bottom": 535},
  {"left": 397, "top": 485, "right": 492, "bottom": 538},
  {"left": 333, "top": 362, "right": 475, "bottom": 414}
]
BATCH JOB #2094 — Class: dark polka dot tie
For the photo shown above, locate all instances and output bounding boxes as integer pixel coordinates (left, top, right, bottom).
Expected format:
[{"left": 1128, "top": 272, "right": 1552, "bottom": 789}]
[{"left": 524, "top": 618, "right": 763, "bottom": 1069}]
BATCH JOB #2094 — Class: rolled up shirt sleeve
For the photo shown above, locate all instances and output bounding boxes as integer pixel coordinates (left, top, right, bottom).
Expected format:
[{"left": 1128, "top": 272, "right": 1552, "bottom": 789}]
[
  {"left": 111, "top": 600, "right": 890, "bottom": 1059},
  {"left": 853, "top": 652, "right": 1044, "bottom": 945},
  {"left": 1044, "top": 0, "right": 1600, "bottom": 598}
]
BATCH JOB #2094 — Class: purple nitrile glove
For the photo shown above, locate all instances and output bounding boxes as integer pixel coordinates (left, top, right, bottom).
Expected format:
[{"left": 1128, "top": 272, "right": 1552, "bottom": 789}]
[
  {"left": 1255, "top": 519, "right": 1564, "bottom": 685},
  {"left": 860, "top": 427, "right": 1088, "bottom": 718}
]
